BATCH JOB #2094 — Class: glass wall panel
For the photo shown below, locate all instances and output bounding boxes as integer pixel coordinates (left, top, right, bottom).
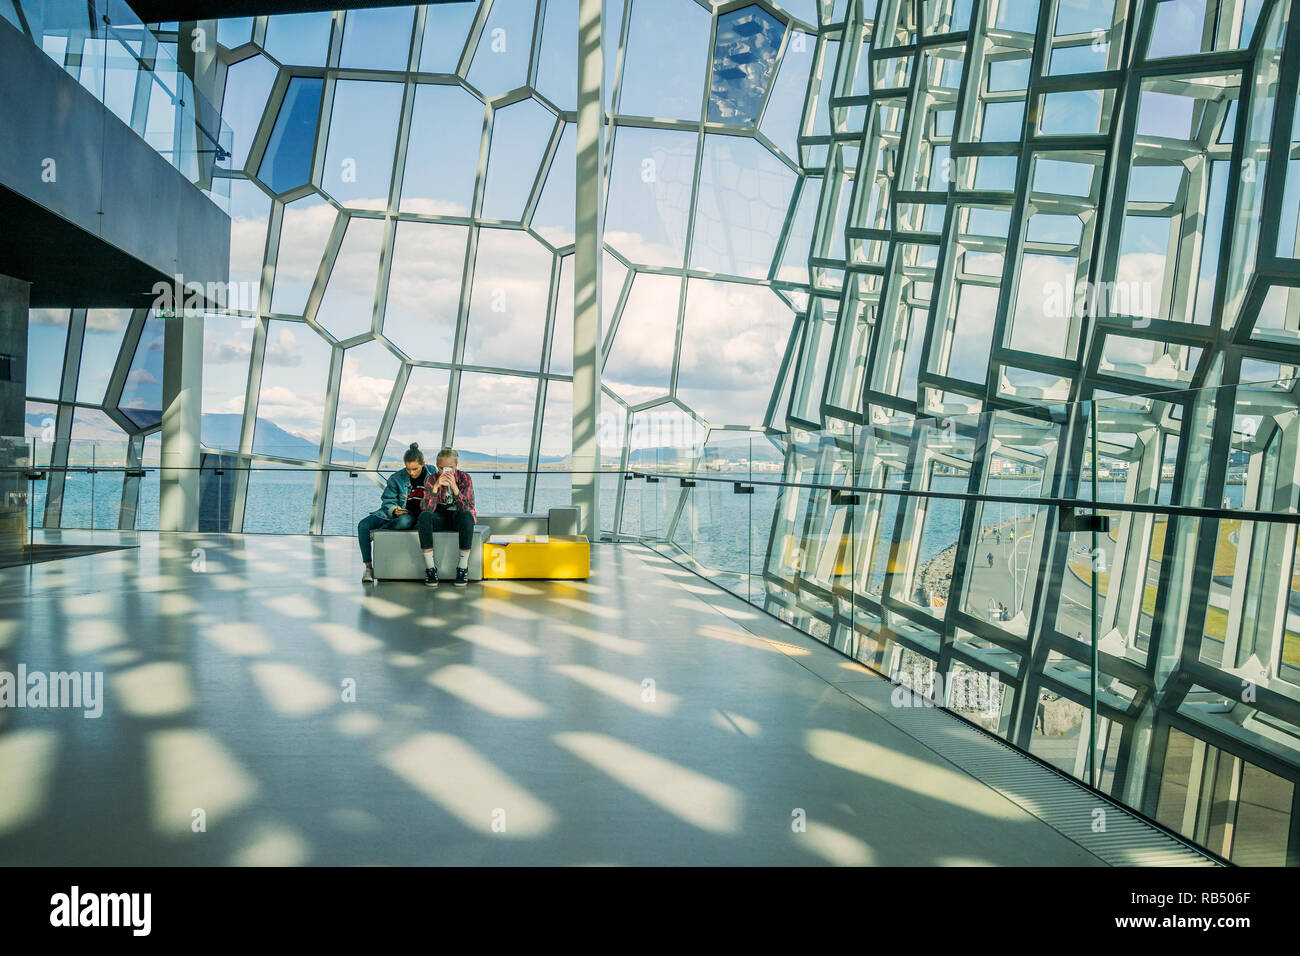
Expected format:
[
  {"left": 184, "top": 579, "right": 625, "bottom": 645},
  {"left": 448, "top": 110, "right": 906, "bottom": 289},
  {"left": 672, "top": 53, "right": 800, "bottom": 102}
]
[
  {"left": 466, "top": 0, "right": 535, "bottom": 98},
  {"left": 263, "top": 12, "right": 333, "bottom": 66},
  {"left": 270, "top": 193, "right": 336, "bottom": 316},
  {"left": 332, "top": 341, "right": 400, "bottom": 464},
  {"left": 316, "top": 216, "right": 385, "bottom": 341},
  {"left": 26, "top": 309, "right": 69, "bottom": 401},
  {"left": 401, "top": 84, "right": 485, "bottom": 216},
  {"left": 603, "top": 272, "right": 681, "bottom": 404},
  {"left": 252, "top": 320, "right": 332, "bottom": 457},
  {"left": 691, "top": 134, "right": 798, "bottom": 278},
  {"left": 386, "top": 365, "right": 452, "bottom": 466},
  {"left": 321, "top": 80, "right": 404, "bottom": 211},
  {"left": 482, "top": 98, "right": 556, "bottom": 221},
  {"left": 340, "top": 6, "right": 414, "bottom": 71},
  {"left": 76, "top": 310, "right": 130, "bottom": 405},
  {"left": 678, "top": 279, "right": 795, "bottom": 425},
  {"left": 258, "top": 76, "right": 323, "bottom": 193},
  {"left": 419, "top": 0, "right": 480, "bottom": 73},
  {"left": 619, "top": 0, "right": 711, "bottom": 120},
  {"left": 605, "top": 126, "right": 698, "bottom": 268},
  {"left": 463, "top": 228, "right": 553, "bottom": 370},
  {"left": 382, "top": 220, "right": 469, "bottom": 360},
  {"left": 536, "top": 0, "right": 578, "bottom": 112},
  {"left": 200, "top": 312, "right": 254, "bottom": 451},
  {"left": 119, "top": 312, "right": 165, "bottom": 428}
]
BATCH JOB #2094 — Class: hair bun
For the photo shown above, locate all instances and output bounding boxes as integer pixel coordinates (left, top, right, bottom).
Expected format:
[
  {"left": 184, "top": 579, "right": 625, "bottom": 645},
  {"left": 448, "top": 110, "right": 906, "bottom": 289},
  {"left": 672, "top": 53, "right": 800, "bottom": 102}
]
[{"left": 409, "top": 442, "right": 419, "bottom": 451}]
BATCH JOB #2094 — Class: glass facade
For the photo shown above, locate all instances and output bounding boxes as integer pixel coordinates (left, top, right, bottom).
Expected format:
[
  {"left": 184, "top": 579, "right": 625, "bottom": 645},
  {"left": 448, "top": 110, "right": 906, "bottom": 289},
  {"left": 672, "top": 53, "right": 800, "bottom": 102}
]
[
  {"left": 17, "top": 0, "right": 1300, "bottom": 864},
  {"left": 26, "top": 0, "right": 810, "bottom": 531},
  {"left": 747, "top": 0, "right": 1300, "bottom": 867}
]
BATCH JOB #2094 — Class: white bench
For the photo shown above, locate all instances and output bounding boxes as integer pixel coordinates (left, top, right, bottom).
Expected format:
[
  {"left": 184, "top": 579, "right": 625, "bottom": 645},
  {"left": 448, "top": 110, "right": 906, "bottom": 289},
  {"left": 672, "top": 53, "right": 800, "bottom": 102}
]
[
  {"left": 368, "top": 507, "right": 580, "bottom": 582},
  {"left": 371, "top": 524, "right": 490, "bottom": 581}
]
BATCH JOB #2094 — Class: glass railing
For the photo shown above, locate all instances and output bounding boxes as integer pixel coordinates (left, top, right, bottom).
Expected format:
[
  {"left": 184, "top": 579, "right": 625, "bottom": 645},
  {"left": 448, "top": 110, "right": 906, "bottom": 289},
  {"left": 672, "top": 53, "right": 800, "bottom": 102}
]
[
  {"left": 1, "top": 0, "right": 233, "bottom": 211},
  {"left": 621, "top": 377, "right": 1300, "bottom": 867},
  {"left": 3, "top": 443, "right": 626, "bottom": 542},
  {"left": 4, "top": 377, "right": 1299, "bottom": 865}
]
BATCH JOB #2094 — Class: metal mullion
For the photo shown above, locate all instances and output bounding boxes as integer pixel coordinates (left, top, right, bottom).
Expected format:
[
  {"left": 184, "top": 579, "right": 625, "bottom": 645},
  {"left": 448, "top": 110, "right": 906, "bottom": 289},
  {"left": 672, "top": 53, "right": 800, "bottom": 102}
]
[
  {"left": 598, "top": 263, "right": 633, "bottom": 364},
  {"left": 443, "top": 218, "right": 481, "bottom": 446},
  {"left": 230, "top": 316, "right": 268, "bottom": 534},
  {"left": 979, "top": 0, "right": 1064, "bottom": 402},
  {"left": 387, "top": 71, "right": 419, "bottom": 218},
  {"left": 369, "top": 362, "right": 410, "bottom": 473},
  {"left": 524, "top": 376, "right": 547, "bottom": 512},
  {"left": 527, "top": 0, "right": 547, "bottom": 90},
  {"left": 311, "top": 346, "right": 345, "bottom": 535},
  {"left": 920, "top": 2, "right": 991, "bottom": 395},
  {"left": 103, "top": 309, "right": 145, "bottom": 413},
  {"left": 611, "top": 400, "right": 632, "bottom": 536},
  {"left": 301, "top": 209, "right": 349, "bottom": 328},
  {"left": 455, "top": 0, "right": 494, "bottom": 77},
  {"left": 1248, "top": 2, "right": 1300, "bottom": 277},
  {"left": 521, "top": 113, "right": 565, "bottom": 224}
]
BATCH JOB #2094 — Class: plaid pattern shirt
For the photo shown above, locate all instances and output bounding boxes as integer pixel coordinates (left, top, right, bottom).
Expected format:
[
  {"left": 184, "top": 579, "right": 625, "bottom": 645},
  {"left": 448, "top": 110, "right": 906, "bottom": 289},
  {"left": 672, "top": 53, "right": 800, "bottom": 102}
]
[
  {"left": 372, "top": 467, "right": 477, "bottom": 522},
  {"left": 433, "top": 468, "right": 476, "bottom": 520}
]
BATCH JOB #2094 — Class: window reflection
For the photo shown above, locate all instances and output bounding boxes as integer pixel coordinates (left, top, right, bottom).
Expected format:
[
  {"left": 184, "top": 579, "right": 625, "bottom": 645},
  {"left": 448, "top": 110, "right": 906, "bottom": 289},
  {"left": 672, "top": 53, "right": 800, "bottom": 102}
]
[{"left": 709, "top": 5, "right": 786, "bottom": 125}]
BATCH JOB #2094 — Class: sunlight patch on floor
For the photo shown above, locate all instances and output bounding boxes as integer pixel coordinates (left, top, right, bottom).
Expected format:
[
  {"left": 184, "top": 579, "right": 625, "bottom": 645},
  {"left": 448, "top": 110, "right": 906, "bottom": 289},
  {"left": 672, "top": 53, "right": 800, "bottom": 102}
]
[
  {"left": 554, "top": 732, "right": 742, "bottom": 836},
  {"left": 804, "top": 729, "right": 1024, "bottom": 821},
  {"left": 111, "top": 661, "right": 195, "bottom": 717},
  {"left": 205, "top": 621, "right": 274, "bottom": 657},
  {"left": 249, "top": 662, "right": 338, "bottom": 717},
  {"left": 228, "top": 819, "right": 311, "bottom": 866},
  {"left": 552, "top": 664, "right": 679, "bottom": 716},
  {"left": 450, "top": 624, "right": 542, "bottom": 658},
  {"left": 66, "top": 618, "right": 126, "bottom": 655},
  {"left": 382, "top": 733, "right": 556, "bottom": 837},
  {"left": 428, "top": 664, "right": 548, "bottom": 719},
  {"left": 796, "top": 821, "right": 876, "bottom": 866},
  {"left": 549, "top": 622, "right": 644, "bottom": 655},
  {"left": 0, "top": 729, "right": 58, "bottom": 836},
  {"left": 310, "top": 622, "right": 383, "bottom": 655},
  {"left": 147, "top": 728, "right": 259, "bottom": 836}
]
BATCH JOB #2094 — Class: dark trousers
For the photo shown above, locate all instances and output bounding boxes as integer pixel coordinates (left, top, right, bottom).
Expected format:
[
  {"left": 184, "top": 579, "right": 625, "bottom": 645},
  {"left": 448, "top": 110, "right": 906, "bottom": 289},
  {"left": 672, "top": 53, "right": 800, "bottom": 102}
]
[
  {"left": 357, "top": 512, "right": 415, "bottom": 564},
  {"left": 417, "top": 507, "right": 474, "bottom": 551}
]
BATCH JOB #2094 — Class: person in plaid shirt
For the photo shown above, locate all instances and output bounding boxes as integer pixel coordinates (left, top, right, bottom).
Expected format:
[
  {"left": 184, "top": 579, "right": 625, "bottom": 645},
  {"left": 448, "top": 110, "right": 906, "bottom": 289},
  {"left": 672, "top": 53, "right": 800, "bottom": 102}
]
[{"left": 415, "top": 447, "right": 477, "bottom": 587}]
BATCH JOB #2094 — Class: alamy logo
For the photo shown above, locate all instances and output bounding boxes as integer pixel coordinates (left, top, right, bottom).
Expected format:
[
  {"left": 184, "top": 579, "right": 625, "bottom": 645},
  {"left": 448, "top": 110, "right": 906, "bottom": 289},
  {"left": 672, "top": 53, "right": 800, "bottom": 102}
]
[
  {"left": 50, "top": 886, "right": 151, "bottom": 936},
  {"left": 0, "top": 666, "right": 103, "bottom": 718}
]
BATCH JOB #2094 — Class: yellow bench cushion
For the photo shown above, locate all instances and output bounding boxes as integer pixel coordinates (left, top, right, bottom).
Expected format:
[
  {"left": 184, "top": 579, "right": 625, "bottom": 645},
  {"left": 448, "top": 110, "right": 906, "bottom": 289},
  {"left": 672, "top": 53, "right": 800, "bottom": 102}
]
[{"left": 482, "top": 534, "right": 590, "bottom": 579}]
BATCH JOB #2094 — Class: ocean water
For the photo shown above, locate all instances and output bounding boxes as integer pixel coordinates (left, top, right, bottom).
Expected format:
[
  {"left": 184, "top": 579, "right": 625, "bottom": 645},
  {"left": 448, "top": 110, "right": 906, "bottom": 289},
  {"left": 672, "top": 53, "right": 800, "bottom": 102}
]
[{"left": 24, "top": 468, "right": 1247, "bottom": 576}]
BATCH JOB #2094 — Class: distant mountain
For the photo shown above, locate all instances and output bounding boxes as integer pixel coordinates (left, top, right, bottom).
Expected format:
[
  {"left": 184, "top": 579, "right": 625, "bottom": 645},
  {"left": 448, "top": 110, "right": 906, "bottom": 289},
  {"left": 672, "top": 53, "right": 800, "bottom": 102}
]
[
  {"left": 27, "top": 410, "right": 781, "bottom": 469},
  {"left": 200, "top": 413, "right": 319, "bottom": 459},
  {"left": 627, "top": 439, "right": 783, "bottom": 466},
  {"left": 199, "top": 414, "right": 564, "bottom": 465}
]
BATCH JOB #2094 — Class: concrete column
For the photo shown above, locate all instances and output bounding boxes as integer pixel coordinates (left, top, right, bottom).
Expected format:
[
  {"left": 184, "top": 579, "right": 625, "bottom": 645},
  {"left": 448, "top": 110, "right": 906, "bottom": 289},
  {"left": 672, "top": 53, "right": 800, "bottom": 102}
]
[
  {"left": 0, "top": 274, "right": 30, "bottom": 560},
  {"left": 159, "top": 311, "right": 202, "bottom": 532},
  {"left": 0, "top": 273, "right": 28, "bottom": 440},
  {"left": 573, "top": 0, "right": 603, "bottom": 538}
]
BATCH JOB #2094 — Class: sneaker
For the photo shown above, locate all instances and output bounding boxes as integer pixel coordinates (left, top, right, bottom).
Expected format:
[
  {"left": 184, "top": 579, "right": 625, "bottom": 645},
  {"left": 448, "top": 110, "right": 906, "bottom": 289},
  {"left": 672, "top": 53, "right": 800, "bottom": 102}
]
[
  {"left": 424, "top": 567, "right": 439, "bottom": 587},
  {"left": 454, "top": 566, "right": 469, "bottom": 587},
  {"left": 362, "top": 567, "right": 374, "bottom": 584}
]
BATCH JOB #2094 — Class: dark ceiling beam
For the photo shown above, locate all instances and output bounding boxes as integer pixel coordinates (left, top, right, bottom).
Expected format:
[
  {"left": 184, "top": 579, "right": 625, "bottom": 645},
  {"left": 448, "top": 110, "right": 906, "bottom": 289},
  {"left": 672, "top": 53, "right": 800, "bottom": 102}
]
[{"left": 127, "top": 0, "right": 472, "bottom": 22}]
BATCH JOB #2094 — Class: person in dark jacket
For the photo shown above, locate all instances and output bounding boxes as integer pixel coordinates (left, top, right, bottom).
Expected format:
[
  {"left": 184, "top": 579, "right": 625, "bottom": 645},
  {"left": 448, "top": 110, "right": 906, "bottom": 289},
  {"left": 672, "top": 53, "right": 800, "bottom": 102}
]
[{"left": 357, "top": 443, "right": 441, "bottom": 583}]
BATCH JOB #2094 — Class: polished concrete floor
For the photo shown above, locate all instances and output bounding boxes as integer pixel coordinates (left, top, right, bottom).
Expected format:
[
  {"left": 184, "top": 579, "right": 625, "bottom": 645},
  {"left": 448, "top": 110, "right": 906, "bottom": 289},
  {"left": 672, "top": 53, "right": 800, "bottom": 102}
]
[{"left": 0, "top": 532, "right": 1107, "bottom": 865}]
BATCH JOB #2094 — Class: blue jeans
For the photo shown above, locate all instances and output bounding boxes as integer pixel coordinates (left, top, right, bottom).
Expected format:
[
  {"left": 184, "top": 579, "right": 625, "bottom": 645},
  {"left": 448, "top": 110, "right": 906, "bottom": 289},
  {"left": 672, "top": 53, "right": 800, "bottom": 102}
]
[{"left": 357, "top": 512, "right": 414, "bottom": 564}]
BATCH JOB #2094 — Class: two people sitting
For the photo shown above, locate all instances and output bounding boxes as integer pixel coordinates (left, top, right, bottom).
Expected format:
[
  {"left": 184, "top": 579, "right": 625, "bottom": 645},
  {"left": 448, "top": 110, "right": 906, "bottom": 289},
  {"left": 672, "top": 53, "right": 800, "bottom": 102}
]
[{"left": 357, "top": 444, "right": 476, "bottom": 587}]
